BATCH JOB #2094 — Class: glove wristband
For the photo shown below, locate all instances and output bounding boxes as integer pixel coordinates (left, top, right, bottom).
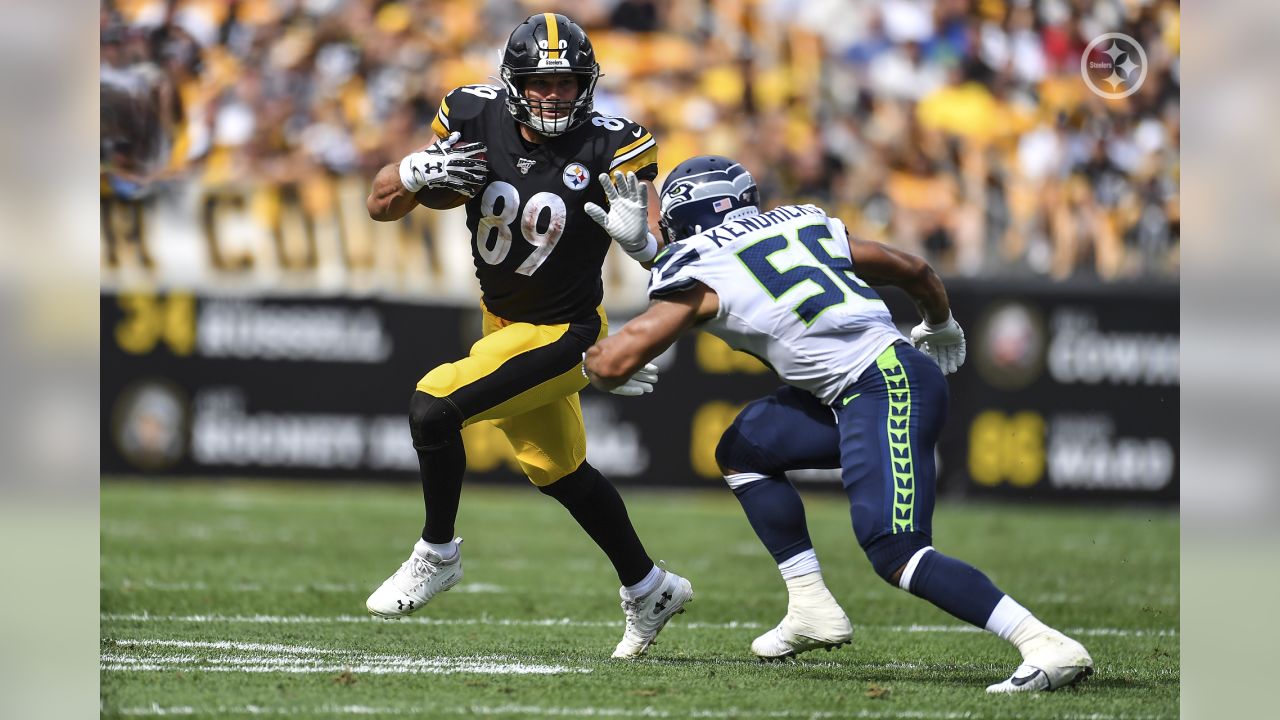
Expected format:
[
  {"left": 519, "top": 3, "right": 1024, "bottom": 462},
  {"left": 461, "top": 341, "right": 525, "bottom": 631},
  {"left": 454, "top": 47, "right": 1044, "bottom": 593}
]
[
  {"left": 925, "top": 311, "right": 955, "bottom": 332},
  {"left": 625, "top": 232, "right": 659, "bottom": 263},
  {"left": 399, "top": 154, "right": 422, "bottom": 193}
]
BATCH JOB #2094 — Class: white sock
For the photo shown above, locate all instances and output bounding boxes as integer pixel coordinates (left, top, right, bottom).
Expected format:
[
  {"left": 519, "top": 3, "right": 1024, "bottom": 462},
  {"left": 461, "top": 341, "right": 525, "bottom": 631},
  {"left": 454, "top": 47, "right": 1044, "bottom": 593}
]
[
  {"left": 782, "top": 571, "right": 844, "bottom": 613},
  {"left": 622, "top": 565, "right": 662, "bottom": 600},
  {"left": 777, "top": 548, "right": 821, "bottom": 579},
  {"left": 985, "top": 595, "right": 1049, "bottom": 656},
  {"left": 415, "top": 538, "right": 458, "bottom": 562}
]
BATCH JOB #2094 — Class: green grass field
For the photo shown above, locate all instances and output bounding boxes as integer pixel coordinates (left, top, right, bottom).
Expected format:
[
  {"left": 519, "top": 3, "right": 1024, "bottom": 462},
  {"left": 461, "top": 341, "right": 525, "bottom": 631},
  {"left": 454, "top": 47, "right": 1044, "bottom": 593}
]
[{"left": 101, "top": 480, "right": 1178, "bottom": 719}]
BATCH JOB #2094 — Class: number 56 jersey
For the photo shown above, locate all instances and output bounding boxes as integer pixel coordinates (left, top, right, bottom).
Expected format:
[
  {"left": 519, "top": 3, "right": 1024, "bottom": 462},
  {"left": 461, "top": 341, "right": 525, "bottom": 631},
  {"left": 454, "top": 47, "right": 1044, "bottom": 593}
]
[
  {"left": 431, "top": 85, "right": 659, "bottom": 324},
  {"left": 647, "top": 204, "right": 907, "bottom": 405}
]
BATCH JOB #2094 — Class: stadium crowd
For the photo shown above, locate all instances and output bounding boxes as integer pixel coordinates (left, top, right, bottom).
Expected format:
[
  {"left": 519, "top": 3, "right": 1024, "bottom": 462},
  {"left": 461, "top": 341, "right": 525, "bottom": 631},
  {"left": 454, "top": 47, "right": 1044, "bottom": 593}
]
[{"left": 101, "top": 0, "right": 1179, "bottom": 281}]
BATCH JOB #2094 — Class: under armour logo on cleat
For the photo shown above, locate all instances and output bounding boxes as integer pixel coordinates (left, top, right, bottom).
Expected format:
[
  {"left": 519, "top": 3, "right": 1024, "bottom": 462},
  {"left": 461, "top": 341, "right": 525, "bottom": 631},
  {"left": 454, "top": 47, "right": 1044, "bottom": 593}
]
[
  {"left": 653, "top": 591, "right": 674, "bottom": 614},
  {"left": 397, "top": 599, "right": 415, "bottom": 611}
]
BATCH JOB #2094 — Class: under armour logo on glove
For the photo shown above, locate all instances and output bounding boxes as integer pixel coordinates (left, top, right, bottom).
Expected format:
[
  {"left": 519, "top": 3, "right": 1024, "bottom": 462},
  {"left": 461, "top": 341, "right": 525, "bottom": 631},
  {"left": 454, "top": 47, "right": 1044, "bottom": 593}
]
[{"left": 399, "top": 131, "right": 489, "bottom": 197}]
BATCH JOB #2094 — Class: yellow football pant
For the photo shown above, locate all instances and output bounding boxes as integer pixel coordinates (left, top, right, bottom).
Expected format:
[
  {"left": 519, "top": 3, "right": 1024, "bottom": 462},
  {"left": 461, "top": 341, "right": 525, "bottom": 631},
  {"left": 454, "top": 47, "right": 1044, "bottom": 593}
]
[{"left": 415, "top": 304, "right": 607, "bottom": 486}]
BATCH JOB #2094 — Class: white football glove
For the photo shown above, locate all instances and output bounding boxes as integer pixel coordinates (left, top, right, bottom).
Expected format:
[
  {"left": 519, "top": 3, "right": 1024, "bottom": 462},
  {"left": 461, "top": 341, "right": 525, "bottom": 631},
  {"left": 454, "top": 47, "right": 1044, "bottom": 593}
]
[
  {"left": 608, "top": 363, "right": 660, "bottom": 397},
  {"left": 399, "top": 131, "right": 488, "bottom": 196},
  {"left": 584, "top": 171, "right": 658, "bottom": 262},
  {"left": 910, "top": 313, "right": 967, "bottom": 375}
]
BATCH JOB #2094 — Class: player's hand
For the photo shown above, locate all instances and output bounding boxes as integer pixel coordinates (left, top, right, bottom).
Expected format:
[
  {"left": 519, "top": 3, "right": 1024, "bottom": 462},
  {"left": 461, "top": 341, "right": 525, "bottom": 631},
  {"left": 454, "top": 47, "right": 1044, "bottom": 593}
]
[
  {"left": 584, "top": 171, "right": 658, "bottom": 262},
  {"left": 910, "top": 313, "right": 967, "bottom": 375},
  {"left": 399, "top": 132, "right": 488, "bottom": 196},
  {"left": 608, "top": 363, "right": 660, "bottom": 397}
]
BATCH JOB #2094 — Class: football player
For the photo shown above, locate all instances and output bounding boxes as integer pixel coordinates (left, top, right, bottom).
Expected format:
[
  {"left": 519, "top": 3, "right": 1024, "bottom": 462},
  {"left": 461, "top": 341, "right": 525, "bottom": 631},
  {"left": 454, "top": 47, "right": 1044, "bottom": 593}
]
[
  {"left": 583, "top": 156, "right": 1094, "bottom": 691},
  {"left": 363, "top": 13, "right": 690, "bottom": 659}
]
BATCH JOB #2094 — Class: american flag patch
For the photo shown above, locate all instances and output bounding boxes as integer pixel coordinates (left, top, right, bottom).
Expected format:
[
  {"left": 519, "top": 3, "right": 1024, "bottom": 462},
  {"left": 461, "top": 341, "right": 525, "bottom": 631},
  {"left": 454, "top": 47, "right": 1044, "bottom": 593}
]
[{"left": 713, "top": 198, "right": 732, "bottom": 212}]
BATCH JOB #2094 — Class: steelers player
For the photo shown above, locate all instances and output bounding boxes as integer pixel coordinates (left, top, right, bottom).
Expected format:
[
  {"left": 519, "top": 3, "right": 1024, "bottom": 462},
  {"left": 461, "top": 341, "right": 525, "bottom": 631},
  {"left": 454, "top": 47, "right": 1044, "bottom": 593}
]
[{"left": 363, "top": 13, "right": 691, "bottom": 659}]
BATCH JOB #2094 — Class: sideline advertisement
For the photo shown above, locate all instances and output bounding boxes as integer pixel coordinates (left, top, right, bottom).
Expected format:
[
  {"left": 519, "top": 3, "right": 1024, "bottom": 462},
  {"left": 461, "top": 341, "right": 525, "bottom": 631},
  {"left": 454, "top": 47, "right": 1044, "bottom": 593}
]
[{"left": 101, "top": 283, "right": 1177, "bottom": 502}]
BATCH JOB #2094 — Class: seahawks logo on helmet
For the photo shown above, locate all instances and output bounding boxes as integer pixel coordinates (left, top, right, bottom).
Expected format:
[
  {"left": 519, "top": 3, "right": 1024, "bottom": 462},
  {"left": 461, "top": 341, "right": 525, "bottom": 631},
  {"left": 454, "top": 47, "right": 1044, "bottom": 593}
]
[
  {"left": 658, "top": 156, "right": 760, "bottom": 244},
  {"left": 499, "top": 13, "right": 600, "bottom": 137}
]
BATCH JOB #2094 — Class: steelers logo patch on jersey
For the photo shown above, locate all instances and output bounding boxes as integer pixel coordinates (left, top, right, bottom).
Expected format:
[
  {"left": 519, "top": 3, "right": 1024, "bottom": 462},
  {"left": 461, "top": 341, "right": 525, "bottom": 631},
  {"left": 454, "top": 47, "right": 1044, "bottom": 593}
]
[{"left": 562, "top": 163, "right": 591, "bottom": 191}]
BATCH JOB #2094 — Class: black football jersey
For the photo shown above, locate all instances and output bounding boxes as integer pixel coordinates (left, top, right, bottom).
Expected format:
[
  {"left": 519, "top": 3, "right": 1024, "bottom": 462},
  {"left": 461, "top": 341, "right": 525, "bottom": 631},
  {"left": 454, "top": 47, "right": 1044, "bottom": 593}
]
[{"left": 430, "top": 85, "right": 658, "bottom": 324}]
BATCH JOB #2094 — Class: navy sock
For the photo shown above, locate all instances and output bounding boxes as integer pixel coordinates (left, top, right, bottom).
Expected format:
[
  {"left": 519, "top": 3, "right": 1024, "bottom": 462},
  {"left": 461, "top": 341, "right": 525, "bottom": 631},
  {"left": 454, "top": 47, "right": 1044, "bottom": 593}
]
[
  {"left": 729, "top": 474, "right": 813, "bottom": 564},
  {"left": 906, "top": 550, "right": 1006, "bottom": 629}
]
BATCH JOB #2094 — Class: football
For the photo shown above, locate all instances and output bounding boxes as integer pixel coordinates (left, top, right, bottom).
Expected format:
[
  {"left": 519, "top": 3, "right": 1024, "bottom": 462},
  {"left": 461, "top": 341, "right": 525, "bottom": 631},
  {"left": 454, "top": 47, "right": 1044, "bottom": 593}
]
[{"left": 415, "top": 186, "right": 471, "bottom": 209}]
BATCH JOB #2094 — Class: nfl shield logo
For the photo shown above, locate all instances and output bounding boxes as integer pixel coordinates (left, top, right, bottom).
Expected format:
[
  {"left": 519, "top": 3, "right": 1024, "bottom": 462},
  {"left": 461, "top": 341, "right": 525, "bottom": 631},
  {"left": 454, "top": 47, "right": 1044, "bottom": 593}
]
[
  {"left": 562, "top": 163, "right": 591, "bottom": 191},
  {"left": 713, "top": 198, "right": 733, "bottom": 212}
]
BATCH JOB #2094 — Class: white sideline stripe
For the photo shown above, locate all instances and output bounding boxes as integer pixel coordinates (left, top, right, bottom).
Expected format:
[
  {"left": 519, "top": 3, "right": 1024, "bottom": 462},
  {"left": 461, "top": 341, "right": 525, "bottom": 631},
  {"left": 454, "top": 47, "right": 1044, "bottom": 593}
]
[
  {"left": 101, "top": 613, "right": 1177, "bottom": 637},
  {"left": 111, "top": 704, "right": 1173, "bottom": 719},
  {"left": 102, "top": 580, "right": 507, "bottom": 594},
  {"left": 101, "top": 613, "right": 763, "bottom": 630},
  {"left": 101, "top": 660, "right": 578, "bottom": 675},
  {"left": 103, "top": 639, "right": 589, "bottom": 676}
]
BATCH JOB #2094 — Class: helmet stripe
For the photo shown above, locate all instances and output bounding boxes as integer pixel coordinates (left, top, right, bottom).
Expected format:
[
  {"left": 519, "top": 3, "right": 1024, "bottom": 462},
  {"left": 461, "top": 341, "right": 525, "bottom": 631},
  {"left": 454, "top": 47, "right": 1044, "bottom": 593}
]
[{"left": 543, "top": 13, "right": 560, "bottom": 59}]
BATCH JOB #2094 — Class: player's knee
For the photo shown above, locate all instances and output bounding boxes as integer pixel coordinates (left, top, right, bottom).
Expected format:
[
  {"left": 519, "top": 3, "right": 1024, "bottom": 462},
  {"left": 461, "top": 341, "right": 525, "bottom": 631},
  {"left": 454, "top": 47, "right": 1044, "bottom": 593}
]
[
  {"left": 863, "top": 531, "right": 933, "bottom": 588},
  {"left": 715, "top": 422, "right": 765, "bottom": 477},
  {"left": 408, "top": 391, "right": 462, "bottom": 451},
  {"left": 538, "top": 461, "right": 600, "bottom": 505}
]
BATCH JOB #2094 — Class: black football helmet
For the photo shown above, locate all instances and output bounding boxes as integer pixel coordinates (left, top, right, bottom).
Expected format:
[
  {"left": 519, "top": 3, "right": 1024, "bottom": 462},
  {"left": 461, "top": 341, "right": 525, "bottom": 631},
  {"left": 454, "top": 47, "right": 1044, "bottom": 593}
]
[
  {"left": 659, "top": 156, "right": 761, "bottom": 244},
  {"left": 500, "top": 13, "right": 600, "bottom": 137}
]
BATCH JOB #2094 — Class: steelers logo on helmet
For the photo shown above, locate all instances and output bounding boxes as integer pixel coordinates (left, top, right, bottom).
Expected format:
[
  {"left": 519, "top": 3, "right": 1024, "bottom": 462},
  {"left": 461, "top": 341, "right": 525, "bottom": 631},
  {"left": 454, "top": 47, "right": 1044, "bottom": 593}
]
[
  {"left": 562, "top": 162, "right": 591, "bottom": 191},
  {"left": 500, "top": 13, "right": 601, "bottom": 137}
]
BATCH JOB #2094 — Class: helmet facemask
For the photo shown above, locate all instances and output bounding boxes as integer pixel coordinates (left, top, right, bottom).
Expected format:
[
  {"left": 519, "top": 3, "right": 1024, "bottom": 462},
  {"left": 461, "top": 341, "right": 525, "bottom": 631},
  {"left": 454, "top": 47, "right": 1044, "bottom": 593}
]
[{"left": 499, "top": 66, "right": 599, "bottom": 137}]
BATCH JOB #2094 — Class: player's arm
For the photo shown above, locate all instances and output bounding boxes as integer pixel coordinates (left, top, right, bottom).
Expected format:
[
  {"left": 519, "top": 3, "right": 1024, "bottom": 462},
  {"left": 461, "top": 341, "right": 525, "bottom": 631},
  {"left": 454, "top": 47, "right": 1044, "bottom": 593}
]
[
  {"left": 584, "top": 283, "right": 719, "bottom": 392},
  {"left": 367, "top": 149, "right": 430, "bottom": 222},
  {"left": 847, "top": 236, "right": 967, "bottom": 374},
  {"left": 368, "top": 88, "right": 490, "bottom": 221},
  {"left": 367, "top": 132, "right": 487, "bottom": 221},
  {"left": 847, "top": 237, "right": 950, "bottom": 324}
]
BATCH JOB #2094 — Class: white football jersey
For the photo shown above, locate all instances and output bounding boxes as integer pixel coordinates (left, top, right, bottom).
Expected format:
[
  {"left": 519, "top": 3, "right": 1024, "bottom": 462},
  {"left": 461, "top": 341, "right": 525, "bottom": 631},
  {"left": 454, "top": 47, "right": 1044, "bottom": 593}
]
[{"left": 648, "top": 204, "right": 905, "bottom": 405}]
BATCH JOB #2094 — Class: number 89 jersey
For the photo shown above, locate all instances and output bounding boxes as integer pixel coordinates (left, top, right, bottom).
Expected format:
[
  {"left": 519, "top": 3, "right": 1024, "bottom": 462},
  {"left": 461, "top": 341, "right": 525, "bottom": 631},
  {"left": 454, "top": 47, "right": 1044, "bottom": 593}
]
[
  {"left": 431, "top": 85, "right": 659, "bottom": 324},
  {"left": 647, "top": 204, "right": 907, "bottom": 405}
]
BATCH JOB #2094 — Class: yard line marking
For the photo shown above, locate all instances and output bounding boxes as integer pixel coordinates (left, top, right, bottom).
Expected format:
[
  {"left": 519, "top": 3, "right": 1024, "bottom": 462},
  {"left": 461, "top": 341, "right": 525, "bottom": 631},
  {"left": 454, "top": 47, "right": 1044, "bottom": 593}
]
[
  {"left": 100, "top": 612, "right": 763, "bottom": 630},
  {"left": 103, "top": 639, "right": 590, "bottom": 676},
  {"left": 101, "top": 613, "right": 1176, "bottom": 637},
  {"left": 103, "top": 580, "right": 507, "bottom": 594},
  {"left": 111, "top": 704, "right": 1173, "bottom": 719}
]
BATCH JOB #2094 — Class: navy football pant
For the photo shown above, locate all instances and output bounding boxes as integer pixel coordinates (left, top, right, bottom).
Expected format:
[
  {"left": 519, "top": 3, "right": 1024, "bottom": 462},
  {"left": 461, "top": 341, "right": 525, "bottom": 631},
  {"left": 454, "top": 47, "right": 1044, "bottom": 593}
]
[
  {"left": 716, "top": 342, "right": 948, "bottom": 572},
  {"left": 719, "top": 342, "right": 1010, "bottom": 629}
]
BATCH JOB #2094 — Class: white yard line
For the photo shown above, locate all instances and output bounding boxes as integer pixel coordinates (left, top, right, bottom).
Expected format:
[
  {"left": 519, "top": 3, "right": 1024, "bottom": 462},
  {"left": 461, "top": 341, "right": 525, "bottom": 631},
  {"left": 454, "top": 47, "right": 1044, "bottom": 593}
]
[
  {"left": 101, "top": 613, "right": 1177, "bottom": 637},
  {"left": 103, "top": 580, "right": 507, "bottom": 594},
  {"left": 111, "top": 703, "right": 1172, "bottom": 719},
  {"left": 103, "top": 639, "right": 589, "bottom": 676}
]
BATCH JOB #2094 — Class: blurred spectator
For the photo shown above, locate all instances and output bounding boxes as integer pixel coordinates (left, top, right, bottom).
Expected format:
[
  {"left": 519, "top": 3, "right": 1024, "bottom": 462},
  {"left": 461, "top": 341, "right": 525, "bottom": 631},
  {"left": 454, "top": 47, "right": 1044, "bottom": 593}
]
[{"left": 101, "top": 0, "right": 1180, "bottom": 284}]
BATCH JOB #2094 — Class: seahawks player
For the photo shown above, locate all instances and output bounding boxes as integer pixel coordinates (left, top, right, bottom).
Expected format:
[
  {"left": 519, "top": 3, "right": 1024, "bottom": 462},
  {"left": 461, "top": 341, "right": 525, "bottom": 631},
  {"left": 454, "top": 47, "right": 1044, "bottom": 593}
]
[
  {"left": 364, "top": 13, "right": 690, "bottom": 659},
  {"left": 584, "top": 156, "right": 1094, "bottom": 691}
]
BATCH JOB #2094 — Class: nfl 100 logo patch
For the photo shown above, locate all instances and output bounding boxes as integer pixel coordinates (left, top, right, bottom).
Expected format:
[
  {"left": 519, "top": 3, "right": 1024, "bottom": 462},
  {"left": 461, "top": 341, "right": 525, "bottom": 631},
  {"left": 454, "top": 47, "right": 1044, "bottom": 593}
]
[{"left": 562, "top": 163, "right": 590, "bottom": 190}]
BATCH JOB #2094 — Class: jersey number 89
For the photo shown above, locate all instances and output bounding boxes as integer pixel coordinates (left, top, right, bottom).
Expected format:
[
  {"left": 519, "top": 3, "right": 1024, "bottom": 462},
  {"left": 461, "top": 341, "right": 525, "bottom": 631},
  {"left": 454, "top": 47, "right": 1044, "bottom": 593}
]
[{"left": 475, "top": 181, "right": 567, "bottom": 276}]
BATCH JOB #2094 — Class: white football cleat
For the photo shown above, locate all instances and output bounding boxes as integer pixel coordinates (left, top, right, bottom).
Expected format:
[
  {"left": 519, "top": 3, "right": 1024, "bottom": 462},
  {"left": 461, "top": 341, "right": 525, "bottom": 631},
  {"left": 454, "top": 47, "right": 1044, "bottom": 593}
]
[
  {"left": 365, "top": 538, "right": 463, "bottom": 619},
  {"left": 986, "top": 629, "right": 1094, "bottom": 693},
  {"left": 751, "top": 593, "right": 853, "bottom": 660},
  {"left": 611, "top": 569, "right": 693, "bottom": 659}
]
